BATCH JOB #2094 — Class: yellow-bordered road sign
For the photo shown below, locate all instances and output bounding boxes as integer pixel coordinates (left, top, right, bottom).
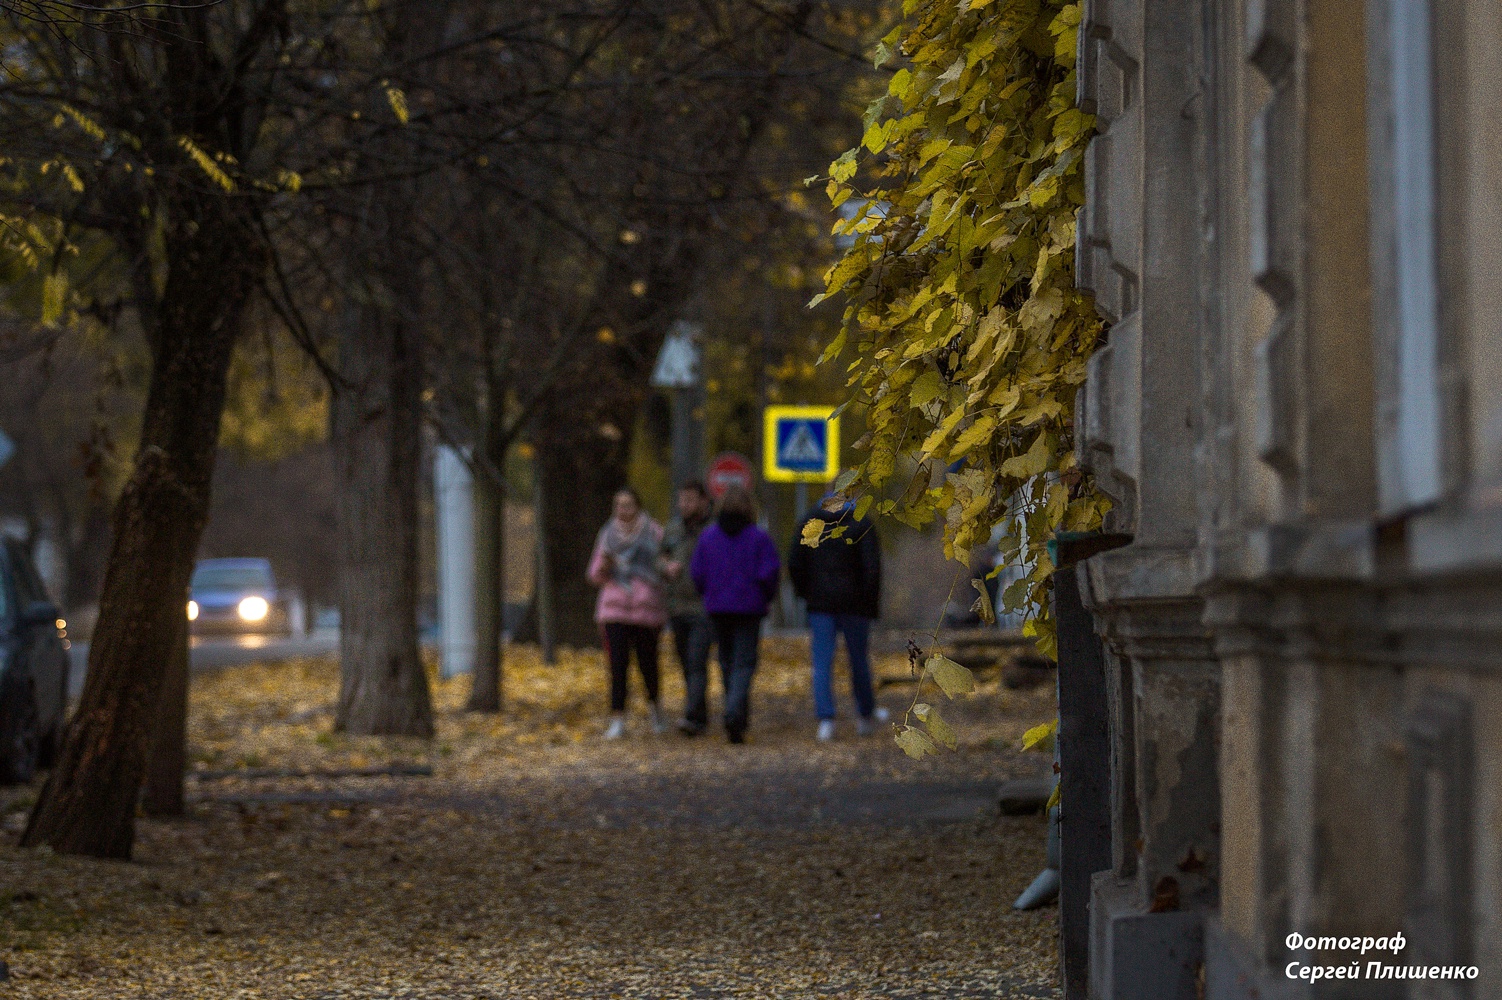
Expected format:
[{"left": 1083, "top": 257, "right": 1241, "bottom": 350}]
[{"left": 763, "top": 405, "right": 840, "bottom": 483}]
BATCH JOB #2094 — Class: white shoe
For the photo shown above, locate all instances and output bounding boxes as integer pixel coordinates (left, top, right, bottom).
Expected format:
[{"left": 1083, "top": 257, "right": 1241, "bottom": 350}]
[
  {"left": 604, "top": 715, "right": 626, "bottom": 740},
  {"left": 650, "top": 704, "right": 669, "bottom": 735},
  {"left": 855, "top": 715, "right": 875, "bottom": 737},
  {"left": 817, "top": 720, "right": 837, "bottom": 742}
]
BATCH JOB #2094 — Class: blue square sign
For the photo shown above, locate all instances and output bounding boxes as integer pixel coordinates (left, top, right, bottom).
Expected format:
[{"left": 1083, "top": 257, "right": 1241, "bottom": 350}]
[{"left": 763, "top": 405, "right": 840, "bottom": 482}]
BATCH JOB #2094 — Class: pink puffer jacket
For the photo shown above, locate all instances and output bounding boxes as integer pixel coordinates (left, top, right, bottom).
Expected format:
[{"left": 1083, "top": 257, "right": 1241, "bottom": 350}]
[{"left": 587, "top": 523, "right": 668, "bottom": 628}]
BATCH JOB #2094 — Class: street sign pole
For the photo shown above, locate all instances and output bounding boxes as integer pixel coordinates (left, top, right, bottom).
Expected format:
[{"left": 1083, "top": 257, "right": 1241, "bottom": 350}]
[
  {"left": 651, "top": 321, "right": 705, "bottom": 500},
  {"left": 764, "top": 405, "right": 840, "bottom": 630}
]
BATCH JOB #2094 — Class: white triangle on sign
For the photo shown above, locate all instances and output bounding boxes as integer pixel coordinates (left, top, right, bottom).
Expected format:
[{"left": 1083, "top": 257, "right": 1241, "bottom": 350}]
[{"left": 780, "top": 422, "right": 824, "bottom": 465}]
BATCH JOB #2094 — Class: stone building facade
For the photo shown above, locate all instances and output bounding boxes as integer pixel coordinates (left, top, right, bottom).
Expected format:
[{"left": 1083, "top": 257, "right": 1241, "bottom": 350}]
[{"left": 1069, "top": 0, "right": 1500, "bottom": 996}]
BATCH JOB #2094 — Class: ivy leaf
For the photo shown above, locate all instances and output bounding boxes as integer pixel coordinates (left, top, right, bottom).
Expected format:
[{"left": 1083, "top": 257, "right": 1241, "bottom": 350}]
[
  {"left": 385, "top": 86, "right": 410, "bottom": 124},
  {"left": 914, "top": 703, "right": 958, "bottom": 750},
  {"left": 925, "top": 654, "right": 975, "bottom": 698},
  {"left": 800, "top": 519, "right": 825, "bottom": 549},
  {"left": 1021, "top": 718, "right": 1058, "bottom": 752},
  {"left": 1000, "top": 431, "right": 1051, "bottom": 478},
  {"left": 894, "top": 724, "right": 939, "bottom": 760},
  {"left": 969, "top": 579, "right": 995, "bottom": 625}
]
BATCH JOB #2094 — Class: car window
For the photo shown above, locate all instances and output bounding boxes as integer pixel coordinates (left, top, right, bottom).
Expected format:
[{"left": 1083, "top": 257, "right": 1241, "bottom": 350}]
[{"left": 191, "top": 563, "right": 273, "bottom": 590}]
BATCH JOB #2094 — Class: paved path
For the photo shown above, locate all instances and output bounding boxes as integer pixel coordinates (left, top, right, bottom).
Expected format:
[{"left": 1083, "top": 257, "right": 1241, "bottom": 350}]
[{"left": 7, "top": 643, "right": 1063, "bottom": 998}]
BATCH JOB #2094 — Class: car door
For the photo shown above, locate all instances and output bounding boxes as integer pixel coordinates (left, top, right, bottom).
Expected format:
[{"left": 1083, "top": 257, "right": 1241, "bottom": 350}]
[{"left": 4, "top": 541, "right": 66, "bottom": 733}]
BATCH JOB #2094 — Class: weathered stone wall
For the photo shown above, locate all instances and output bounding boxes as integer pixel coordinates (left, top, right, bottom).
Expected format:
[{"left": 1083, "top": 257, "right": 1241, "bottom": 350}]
[{"left": 1071, "top": 0, "right": 1500, "bottom": 996}]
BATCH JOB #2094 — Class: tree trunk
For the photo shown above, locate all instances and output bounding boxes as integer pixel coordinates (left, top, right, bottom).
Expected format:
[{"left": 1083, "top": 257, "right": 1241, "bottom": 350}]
[
  {"left": 532, "top": 458, "right": 557, "bottom": 665},
  {"left": 140, "top": 614, "right": 189, "bottom": 817},
  {"left": 533, "top": 416, "right": 633, "bottom": 648},
  {"left": 22, "top": 206, "right": 256, "bottom": 858},
  {"left": 333, "top": 290, "right": 434, "bottom": 737},
  {"left": 467, "top": 440, "right": 504, "bottom": 712}
]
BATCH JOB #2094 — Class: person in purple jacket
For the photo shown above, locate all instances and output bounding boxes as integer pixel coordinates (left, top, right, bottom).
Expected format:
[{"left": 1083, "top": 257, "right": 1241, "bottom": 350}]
[{"left": 690, "top": 484, "right": 781, "bottom": 744}]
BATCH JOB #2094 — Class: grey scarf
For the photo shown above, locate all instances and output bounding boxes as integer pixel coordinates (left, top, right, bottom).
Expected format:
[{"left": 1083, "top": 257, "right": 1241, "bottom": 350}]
[{"left": 599, "top": 515, "right": 661, "bottom": 588}]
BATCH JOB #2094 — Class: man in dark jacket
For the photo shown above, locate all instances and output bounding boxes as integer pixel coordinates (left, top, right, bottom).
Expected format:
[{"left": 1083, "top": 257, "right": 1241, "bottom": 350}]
[
  {"left": 660, "top": 480, "right": 713, "bottom": 735},
  {"left": 788, "top": 495, "right": 882, "bottom": 740}
]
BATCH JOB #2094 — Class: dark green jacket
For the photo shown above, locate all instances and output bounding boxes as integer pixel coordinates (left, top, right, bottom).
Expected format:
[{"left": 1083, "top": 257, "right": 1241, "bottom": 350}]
[{"left": 661, "top": 514, "right": 708, "bottom": 617}]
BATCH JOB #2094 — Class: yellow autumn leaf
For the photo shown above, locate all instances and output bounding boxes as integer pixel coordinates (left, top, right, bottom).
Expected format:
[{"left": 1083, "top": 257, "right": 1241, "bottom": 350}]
[
  {"left": 914, "top": 703, "right": 958, "bottom": 750},
  {"left": 1021, "top": 718, "right": 1057, "bottom": 752},
  {"left": 385, "top": 86, "right": 410, "bottom": 124},
  {"left": 925, "top": 654, "right": 975, "bottom": 698},
  {"left": 800, "top": 519, "right": 825, "bottom": 549},
  {"left": 894, "top": 725, "right": 939, "bottom": 759},
  {"left": 1000, "top": 431, "right": 1051, "bottom": 479}
]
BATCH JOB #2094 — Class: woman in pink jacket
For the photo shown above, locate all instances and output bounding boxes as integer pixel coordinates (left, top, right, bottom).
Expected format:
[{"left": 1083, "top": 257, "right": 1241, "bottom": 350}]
[{"left": 587, "top": 487, "right": 668, "bottom": 739}]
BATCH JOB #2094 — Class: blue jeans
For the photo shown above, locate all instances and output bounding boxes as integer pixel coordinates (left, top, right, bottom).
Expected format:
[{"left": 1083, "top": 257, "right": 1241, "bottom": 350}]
[
  {"left": 809, "top": 613, "right": 875, "bottom": 721},
  {"left": 711, "top": 614, "right": 762, "bottom": 738},
  {"left": 671, "top": 613, "right": 713, "bottom": 729}
]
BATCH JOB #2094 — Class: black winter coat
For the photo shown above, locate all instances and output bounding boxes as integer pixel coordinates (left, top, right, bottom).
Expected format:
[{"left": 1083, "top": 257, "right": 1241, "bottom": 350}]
[{"left": 787, "top": 507, "right": 881, "bottom": 619}]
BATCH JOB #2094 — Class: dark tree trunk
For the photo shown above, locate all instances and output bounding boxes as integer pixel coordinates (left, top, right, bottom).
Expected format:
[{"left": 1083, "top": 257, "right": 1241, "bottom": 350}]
[
  {"left": 533, "top": 409, "right": 635, "bottom": 648},
  {"left": 334, "top": 286, "right": 434, "bottom": 737},
  {"left": 22, "top": 203, "right": 257, "bottom": 858},
  {"left": 467, "top": 432, "right": 504, "bottom": 712},
  {"left": 140, "top": 615, "right": 189, "bottom": 817}
]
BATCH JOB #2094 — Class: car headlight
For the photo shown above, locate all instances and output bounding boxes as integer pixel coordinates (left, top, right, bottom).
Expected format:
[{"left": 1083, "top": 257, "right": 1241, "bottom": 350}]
[
  {"left": 187, "top": 600, "right": 199, "bottom": 621},
  {"left": 238, "top": 596, "right": 269, "bottom": 622}
]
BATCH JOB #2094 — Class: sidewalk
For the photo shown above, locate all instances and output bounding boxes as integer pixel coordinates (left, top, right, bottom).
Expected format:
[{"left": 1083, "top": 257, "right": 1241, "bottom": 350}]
[{"left": 1, "top": 639, "right": 1061, "bottom": 998}]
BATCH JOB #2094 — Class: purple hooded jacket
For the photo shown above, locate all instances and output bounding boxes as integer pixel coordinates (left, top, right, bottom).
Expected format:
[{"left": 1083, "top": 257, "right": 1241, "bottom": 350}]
[{"left": 690, "top": 515, "right": 782, "bottom": 617}]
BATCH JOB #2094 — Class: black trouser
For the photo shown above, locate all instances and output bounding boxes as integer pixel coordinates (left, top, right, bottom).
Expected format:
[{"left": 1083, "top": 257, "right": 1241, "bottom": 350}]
[
  {"left": 602, "top": 622, "right": 660, "bottom": 712},
  {"left": 711, "top": 614, "right": 762, "bottom": 738},
  {"left": 671, "top": 613, "right": 714, "bottom": 729}
]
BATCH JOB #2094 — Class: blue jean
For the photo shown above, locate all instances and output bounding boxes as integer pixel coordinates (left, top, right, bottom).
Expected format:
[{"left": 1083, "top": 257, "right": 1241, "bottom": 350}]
[
  {"left": 671, "top": 613, "right": 714, "bottom": 728},
  {"left": 711, "top": 614, "right": 762, "bottom": 737},
  {"left": 809, "top": 612, "right": 875, "bottom": 721}
]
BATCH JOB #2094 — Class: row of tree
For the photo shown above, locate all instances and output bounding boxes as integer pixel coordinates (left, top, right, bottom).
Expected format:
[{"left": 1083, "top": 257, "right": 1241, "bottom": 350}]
[{"left": 0, "top": 0, "right": 886, "bottom": 857}]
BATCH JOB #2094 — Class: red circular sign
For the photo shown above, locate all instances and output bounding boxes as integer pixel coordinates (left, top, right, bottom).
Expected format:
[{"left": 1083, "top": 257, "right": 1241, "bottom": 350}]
[{"left": 706, "top": 452, "right": 754, "bottom": 500}]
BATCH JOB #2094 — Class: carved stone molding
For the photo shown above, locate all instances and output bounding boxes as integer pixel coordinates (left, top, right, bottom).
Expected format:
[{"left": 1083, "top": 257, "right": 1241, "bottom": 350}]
[
  {"left": 1405, "top": 689, "right": 1475, "bottom": 999},
  {"left": 1076, "top": 0, "right": 1142, "bottom": 327},
  {"left": 1246, "top": 0, "right": 1306, "bottom": 493}
]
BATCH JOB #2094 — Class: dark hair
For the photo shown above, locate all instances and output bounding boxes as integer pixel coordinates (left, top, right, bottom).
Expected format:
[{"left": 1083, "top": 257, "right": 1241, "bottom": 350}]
[
  {"left": 716, "top": 484, "right": 755, "bottom": 519},
  {"left": 678, "top": 479, "right": 708, "bottom": 497}
]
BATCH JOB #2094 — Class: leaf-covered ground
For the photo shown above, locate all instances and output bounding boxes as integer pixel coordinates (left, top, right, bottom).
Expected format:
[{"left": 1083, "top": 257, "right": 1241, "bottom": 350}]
[{"left": 1, "top": 638, "right": 1060, "bottom": 998}]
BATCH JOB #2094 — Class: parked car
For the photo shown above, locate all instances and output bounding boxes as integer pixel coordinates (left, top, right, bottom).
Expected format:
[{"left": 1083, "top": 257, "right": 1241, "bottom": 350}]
[
  {"left": 188, "top": 558, "right": 292, "bottom": 637},
  {"left": 0, "top": 538, "right": 69, "bottom": 784}
]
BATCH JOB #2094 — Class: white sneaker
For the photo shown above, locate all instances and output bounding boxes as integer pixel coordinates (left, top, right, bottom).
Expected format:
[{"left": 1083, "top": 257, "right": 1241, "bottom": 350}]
[
  {"left": 855, "top": 715, "right": 875, "bottom": 737},
  {"left": 649, "top": 704, "right": 669, "bottom": 735},
  {"left": 817, "top": 720, "right": 837, "bottom": 742},
  {"left": 604, "top": 715, "right": 626, "bottom": 740}
]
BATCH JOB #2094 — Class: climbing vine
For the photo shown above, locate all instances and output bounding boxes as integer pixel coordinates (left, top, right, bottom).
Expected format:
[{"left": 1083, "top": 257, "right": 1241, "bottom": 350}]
[{"left": 812, "top": 0, "right": 1107, "bottom": 714}]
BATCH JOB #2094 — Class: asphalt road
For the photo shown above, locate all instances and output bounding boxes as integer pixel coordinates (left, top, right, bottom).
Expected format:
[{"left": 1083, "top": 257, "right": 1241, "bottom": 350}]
[{"left": 68, "top": 629, "right": 341, "bottom": 698}]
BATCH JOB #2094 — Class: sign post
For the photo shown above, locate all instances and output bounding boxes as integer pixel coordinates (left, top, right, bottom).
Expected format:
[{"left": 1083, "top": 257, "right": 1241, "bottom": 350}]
[
  {"left": 763, "top": 405, "right": 840, "bottom": 627},
  {"left": 650, "top": 321, "right": 705, "bottom": 497}
]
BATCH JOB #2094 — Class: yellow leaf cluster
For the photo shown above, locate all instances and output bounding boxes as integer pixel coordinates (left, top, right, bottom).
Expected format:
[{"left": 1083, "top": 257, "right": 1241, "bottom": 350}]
[{"left": 817, "top": 0, "right": 1106, "bottom": 658}]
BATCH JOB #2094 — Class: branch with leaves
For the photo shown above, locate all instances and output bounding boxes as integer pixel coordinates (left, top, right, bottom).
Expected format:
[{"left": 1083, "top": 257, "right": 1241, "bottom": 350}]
[{"left": 809, "top": 0, "right": 1108, "bottom": 674}]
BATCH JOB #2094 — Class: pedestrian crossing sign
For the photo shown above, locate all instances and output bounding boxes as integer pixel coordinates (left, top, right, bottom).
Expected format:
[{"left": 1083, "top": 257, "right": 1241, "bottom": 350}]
[{"left": 763, "top": 405, "right": 840, "bottom": 483}]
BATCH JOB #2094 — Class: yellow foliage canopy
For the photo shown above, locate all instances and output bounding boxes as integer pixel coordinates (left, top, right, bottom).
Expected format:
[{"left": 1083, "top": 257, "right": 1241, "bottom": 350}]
[{"left": 817, "top": 0, "right": 1109, "bottom": 663}]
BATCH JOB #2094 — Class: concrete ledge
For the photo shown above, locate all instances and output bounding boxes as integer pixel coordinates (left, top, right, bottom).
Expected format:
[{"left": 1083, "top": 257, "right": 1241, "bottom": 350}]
[{"left": 1089, "top": 874, "right": 1204, "bottom": 999}]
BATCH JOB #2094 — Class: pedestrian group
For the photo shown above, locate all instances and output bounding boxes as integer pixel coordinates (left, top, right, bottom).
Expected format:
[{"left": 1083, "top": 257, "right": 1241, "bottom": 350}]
[{"left": 587, "top": 479, "right": 883, "bottom": 743}]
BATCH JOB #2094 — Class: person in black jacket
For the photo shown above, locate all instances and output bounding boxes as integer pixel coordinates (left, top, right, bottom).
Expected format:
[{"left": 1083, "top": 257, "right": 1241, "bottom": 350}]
[{"left": 788, "top": 495, "right": 882, "bottom": 740}]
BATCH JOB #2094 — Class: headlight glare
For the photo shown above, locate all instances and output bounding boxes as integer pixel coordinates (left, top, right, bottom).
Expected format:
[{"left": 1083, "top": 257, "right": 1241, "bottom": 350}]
[{"left": 237, "top": 596, "right": 269, "bottom": 622}]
